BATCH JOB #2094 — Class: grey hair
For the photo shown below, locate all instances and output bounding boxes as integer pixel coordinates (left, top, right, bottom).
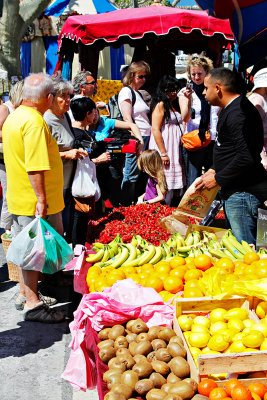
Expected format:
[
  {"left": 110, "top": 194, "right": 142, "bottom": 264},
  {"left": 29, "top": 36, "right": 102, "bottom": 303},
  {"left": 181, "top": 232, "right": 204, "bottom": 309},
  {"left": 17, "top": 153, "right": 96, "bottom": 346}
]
[
  {"left": 23, "top": 73, "right": 54, "bottom": 102},
  {"left": 9, "top": 80, "right": 24, "bottom": 107},
  {"left": 72, "top": 71, "right": 92, "bottom": 94},
  {"left": 52, "top": 73, "right": 73, "bottom": 95}
]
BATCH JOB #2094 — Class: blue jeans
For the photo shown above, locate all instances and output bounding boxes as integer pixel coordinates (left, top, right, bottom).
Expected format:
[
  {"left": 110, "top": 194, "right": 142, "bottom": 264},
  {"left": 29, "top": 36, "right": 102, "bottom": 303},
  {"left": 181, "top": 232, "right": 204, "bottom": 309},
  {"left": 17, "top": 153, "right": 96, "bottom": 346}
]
[{"left": 223, "top": 192, "right": 261, "bottom": 245}]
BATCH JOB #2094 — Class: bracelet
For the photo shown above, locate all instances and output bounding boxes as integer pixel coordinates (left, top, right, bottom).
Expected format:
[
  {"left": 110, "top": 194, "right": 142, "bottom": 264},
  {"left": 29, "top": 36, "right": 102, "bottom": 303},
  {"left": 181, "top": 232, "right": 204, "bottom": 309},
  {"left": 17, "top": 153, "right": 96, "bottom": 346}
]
[{"left": 161, "top": 153, "right": 168, "bottom": 157}]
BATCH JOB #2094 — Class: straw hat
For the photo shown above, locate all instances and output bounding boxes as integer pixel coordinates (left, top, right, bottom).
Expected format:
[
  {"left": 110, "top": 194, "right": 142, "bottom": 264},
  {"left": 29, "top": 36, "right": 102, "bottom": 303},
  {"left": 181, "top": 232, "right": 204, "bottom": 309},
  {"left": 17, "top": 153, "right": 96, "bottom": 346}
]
[{"left": 253, "top": 68, "right": 267, "bottom": 91}]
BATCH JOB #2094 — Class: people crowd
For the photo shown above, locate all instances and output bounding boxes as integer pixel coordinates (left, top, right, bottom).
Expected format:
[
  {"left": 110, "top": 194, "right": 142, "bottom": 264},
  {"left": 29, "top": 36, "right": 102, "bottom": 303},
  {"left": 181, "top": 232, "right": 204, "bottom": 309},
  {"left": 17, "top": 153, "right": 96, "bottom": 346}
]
[{"left": 1, "top": 54, "right": 267, "bottom": 323}]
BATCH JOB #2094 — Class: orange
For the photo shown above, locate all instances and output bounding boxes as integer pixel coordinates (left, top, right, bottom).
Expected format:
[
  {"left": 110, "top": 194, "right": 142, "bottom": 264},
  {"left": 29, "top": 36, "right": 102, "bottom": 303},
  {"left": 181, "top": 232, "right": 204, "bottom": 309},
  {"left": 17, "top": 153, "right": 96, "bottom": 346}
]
[
  {"left": 154, "top": 263, "right": 171, "bottom": 275},
  {"left": 243, "top": 252, "right": 260, "bottom": 265},
  {"left": 155, "top": 273, "right": 169, "bottom": 282},
  {"left": 154, "top": 261, "right": 170, "bottom": 269},
  {"left": 248, "top": 384, "right": 267, "bottom": 399},
  {"left": 141, "top": 263, "right": 155, "bottom": 274},
  {"left": 185, "top": 256, "right": 195, "bottom": 264},
  {"left": 186, "top": 262, "right": 197, "bottom": 269},
  {"left": 244, "top": 264, "right": 256, "bottom": 275},
  {"left": 224, "top": 379, "right": 242, "bottom": 396},
  {"left": 87, "top": 265, "right": 102, "bottom": 276},
  {"left": 169, "top": 256, "right": 186, "bottom": 269},
  {"left": 86, "top": 273, "right": 100, "bottom": 287},
  {"left": 128, "top": 274, "right": 141, "bottom": 285},
  {"left": 231, "top": 385, "right": 253, "bottom": 400},
  {"left": 184, "top": 279, "right": 200, "bottom": 289},
  {"left": 251, "top": 394, "right": 262, "bottom": 400},
  {"left": 163, "top": 276, "right": 183, "bottom": 293},
  {"left": 209, "top": 387, "right": 228, "bottom": 400},
  {"left": 257, "top": 263, "right": 267, "bottom": 278},
  {"left": 183, "top": 287, "right": 204, "bottom": 298},
  {"left": 120, "top": 265, "right": 137, "bottom": 275},
  {"left": 215, "top": 257, "right": 234, "bottom": 273},
  {"left": 264, "top": 393, "right": 267, "bottom": 400},
  {"left": 184, "top": 268, "right": 203, "bottom": 281},
  {"left": 198, "top": 379, "right": 218, "bottom": 397},
  {"left": 194, "top": 254, "right": 213, "bottom": 271},
  {"left": 159, "top": 290, "right": 174, "bottom": 302},
  {"left": 136, "top": 266, "right": 142, "bottom": 274},
  {"left": 94, "top": 277, "right": 108, "bottom": 292},
  {"left": 145, "top": 276, "right": 164, "bottom": 292},
  {"left": 170, "top": 267, "right": 187, "bottom": 280},
  {"left": 138, "top": 272, "right": 149, "bottom": 280}
]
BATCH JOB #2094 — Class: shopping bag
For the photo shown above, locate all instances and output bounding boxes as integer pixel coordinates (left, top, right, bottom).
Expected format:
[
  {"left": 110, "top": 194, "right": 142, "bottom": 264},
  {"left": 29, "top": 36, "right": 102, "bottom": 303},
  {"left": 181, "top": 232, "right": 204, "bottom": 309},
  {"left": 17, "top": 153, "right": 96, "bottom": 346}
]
[
  {"left": 71, "top": 157, "right": 101, "bottom": 201},
  {"left": 6, "top": 217, "right": 73, "bottom": 274}
]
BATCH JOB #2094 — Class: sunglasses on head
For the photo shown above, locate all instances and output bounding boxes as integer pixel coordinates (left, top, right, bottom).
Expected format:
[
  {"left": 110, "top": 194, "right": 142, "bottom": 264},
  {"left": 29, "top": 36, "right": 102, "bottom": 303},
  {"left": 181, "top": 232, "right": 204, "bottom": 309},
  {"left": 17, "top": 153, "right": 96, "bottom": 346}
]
[
  {"left": 192, "top": 56, "right": 207, "bottom": 63},
  {"left": 166, "top": 87, "right": 178, "bottom": 93},
  {"left": 137, "top": 75, "right": 147, "bottom": 79}
]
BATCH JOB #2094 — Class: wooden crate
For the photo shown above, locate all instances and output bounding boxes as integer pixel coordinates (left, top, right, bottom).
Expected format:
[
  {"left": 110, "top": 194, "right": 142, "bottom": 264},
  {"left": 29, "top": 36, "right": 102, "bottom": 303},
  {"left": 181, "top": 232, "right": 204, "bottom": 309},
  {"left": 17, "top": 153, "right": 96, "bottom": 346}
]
[{"left": 173, "top": 296, "right": 267, "bottom": 386}]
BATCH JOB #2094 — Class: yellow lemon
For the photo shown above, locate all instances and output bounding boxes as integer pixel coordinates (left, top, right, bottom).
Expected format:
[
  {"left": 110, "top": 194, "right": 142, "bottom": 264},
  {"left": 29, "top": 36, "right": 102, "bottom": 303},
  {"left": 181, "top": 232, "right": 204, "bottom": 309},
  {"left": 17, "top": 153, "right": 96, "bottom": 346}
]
[
  {"left": 190, "top": 347, "right": 202, "bottom": 358},
  {"left": 228, "top": 340, "right": 247, "bottom": 353},
  {"left": 193, "top": 316, "right": 210, "bottom": 329},
  {"left": 232, "top": 331, "right": 246, "bottom": 341},
  {"left": 243, "top": 348, "right": 259, "bottom": 352},
  {"left": 260, "top": 338, "right": 267, "bottom": 350},
  {"left": 183, "top": 331, "right": 191, "bottom": 342},
  {"left": 228, "top": 318, "right": 244, "bottom": 332},
  {"left": 188, "top": 332, "right": 210, "bottom": 348},
  {"left": 243, "top": 319, "right": 256, "bottom": 329},
  {"left": 251, "top": 323, "right": 267, "bottom": 337},
  {"left": 223, "top": 346, "right": 232, "bottom": 353},
  {"left": 256, "top": 301, "right": 267, "bottom": 319},
  {"left": 208, "top": 333, "right": 229, "bottom": 352},
  {"left": 210, "top": 321, "right": 228, "bottom": 335},
  {"left": 242, "top": 331, "right": 264, "bottom": 348},
  {"left": 177, "top": 315, "right": 193, "bottom": 331},
  {"left": 216, "top": 328, "right": 237, "bottom": 343},
  {"left": 191, "top": 325, "right": 210, "bottom": 334},
  {"left": 201, "top": 347, "right": 220, "bottom": 355},
  {"left": 225, "top": 307, "right": 249, "bottom": 321},
  {"left": 209, "top": 308, "right": 227, "bottom": 323}
]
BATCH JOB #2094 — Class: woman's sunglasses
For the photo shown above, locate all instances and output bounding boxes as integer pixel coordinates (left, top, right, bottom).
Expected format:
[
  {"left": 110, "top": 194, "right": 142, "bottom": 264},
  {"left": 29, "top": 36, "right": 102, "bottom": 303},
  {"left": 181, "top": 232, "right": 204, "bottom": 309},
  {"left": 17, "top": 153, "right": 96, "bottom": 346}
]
[
  {"left": 137, "top": 75, "right": 147, "bottom": 79},
  {"left": 192, "top": 56, "right": 207, "bottom": 63}
]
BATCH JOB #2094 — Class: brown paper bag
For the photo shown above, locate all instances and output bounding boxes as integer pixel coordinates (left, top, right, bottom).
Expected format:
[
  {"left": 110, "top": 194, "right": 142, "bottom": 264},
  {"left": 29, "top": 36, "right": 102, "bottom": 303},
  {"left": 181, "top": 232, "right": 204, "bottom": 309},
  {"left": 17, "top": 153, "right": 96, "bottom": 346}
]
[{"left": 160, "top": 178, "right": 219, "bottom": 236}]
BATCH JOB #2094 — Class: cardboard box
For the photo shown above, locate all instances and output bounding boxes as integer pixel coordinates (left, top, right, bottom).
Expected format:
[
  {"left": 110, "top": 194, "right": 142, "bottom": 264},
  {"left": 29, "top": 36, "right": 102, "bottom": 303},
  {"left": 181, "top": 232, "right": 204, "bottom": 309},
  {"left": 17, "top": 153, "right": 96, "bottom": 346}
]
[{"left": 173, "top": 296, "right": 267, "bottom": 386}]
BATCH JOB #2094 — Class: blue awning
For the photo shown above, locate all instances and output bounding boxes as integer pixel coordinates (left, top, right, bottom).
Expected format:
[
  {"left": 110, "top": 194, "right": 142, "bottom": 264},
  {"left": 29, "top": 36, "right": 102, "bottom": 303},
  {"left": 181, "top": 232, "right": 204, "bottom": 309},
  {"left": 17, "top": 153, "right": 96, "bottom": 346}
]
[{"left": 44, "top": 0, "right": 116, "bottom": 17}]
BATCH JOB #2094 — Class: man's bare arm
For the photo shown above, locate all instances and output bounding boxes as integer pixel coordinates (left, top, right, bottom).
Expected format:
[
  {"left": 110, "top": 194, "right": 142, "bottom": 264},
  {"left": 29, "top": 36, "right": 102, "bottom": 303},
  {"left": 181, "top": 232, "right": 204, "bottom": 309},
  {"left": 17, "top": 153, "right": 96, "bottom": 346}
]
[{"left": 28, "top": 171, "right": 47, "bottom": 218}]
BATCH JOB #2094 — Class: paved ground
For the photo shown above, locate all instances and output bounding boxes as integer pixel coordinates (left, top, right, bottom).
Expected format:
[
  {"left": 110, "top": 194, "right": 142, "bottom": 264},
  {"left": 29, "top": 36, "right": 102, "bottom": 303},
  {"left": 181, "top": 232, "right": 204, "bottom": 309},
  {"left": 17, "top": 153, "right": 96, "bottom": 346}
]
[{"left": 0, "top": 244, "right": 99, "bottom": 400}]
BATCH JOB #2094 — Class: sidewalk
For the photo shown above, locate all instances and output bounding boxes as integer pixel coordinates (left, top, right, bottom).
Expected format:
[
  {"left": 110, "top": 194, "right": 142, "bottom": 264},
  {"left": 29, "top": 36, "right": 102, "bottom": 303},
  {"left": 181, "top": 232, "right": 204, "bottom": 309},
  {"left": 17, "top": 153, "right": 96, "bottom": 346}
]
[{"left": 0, "top": 245, "right": 99, "bottom": 400}]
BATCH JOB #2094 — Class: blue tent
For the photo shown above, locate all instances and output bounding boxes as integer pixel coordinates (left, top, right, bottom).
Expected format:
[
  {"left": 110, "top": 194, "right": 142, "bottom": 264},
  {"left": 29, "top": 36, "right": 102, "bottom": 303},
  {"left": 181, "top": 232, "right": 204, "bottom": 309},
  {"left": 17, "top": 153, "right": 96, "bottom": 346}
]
[{"left": 195, "top": 0, "right": 267, "bottom": 69}]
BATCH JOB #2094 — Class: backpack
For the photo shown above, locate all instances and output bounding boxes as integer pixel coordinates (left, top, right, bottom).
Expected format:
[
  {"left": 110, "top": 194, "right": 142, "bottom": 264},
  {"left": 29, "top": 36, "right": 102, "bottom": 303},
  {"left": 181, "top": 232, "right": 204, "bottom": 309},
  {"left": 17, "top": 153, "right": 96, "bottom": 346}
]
[{"left": 108, "top": 86, "right": 137, "bottom": 120}]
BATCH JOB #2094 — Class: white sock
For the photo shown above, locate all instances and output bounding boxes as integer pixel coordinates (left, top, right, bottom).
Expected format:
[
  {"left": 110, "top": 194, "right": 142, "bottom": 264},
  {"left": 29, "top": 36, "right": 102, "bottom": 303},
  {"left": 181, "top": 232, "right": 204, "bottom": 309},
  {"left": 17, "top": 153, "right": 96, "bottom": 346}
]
[{"left": 24, "top": 301, "right": 43, "bottom": 312}]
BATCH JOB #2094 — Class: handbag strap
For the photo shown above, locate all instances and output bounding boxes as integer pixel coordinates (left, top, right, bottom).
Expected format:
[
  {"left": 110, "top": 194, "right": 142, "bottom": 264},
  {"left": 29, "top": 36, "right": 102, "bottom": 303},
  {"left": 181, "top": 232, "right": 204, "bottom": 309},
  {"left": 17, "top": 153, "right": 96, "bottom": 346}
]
[{"left": 171, "top": 108, "right": 183, "bottom": 137}]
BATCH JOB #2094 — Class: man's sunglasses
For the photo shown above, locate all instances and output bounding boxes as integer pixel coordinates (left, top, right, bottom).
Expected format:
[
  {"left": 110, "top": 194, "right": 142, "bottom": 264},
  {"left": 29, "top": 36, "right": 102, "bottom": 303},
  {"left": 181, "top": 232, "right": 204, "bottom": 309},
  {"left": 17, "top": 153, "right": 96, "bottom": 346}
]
[
  {"left": 85, "top": 81, "right": 96, "bottom": 85},
  {"left": 137, "top": 75, "right": 147, "bottom": 79}
]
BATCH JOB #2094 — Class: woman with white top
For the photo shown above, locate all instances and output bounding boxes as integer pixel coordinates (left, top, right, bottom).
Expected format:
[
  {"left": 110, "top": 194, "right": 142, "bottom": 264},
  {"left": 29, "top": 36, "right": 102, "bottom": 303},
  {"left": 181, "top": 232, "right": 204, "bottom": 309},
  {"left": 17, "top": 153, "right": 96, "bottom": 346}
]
[
  {"left": 179, "top": 54, "right": 219, "bottom": 187},
  {"left": 248, "top": 68, "right": 267, "bottom": 170},
  {"left": 118, "top": 61, "right": 151, "bottom": 205}
]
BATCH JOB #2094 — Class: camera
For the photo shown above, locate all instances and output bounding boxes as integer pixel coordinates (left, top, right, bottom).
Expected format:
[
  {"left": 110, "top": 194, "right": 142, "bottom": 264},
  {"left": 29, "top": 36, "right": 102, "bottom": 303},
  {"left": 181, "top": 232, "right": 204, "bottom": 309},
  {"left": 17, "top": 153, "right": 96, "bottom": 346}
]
[{"left": 186, "top": 82, "right": 193, "bottom": 90}]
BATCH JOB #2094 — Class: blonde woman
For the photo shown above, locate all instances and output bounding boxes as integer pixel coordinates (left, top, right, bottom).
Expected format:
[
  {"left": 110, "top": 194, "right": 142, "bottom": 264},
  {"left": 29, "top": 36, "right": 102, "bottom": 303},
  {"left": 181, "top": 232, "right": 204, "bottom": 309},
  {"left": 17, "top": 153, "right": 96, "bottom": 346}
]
[
  {"left": 118, "top": 61, "right": 151, "bottom": 205},
  {"left": 179, "top": 54, "right": 219, "bottom": 187}
]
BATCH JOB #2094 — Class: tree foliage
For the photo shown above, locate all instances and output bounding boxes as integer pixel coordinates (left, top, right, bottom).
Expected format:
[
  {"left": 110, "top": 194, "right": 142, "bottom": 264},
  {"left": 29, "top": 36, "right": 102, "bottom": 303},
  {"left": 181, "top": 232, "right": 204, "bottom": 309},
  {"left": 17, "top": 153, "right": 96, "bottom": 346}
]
[{"left": 111, "top": 0, "right": 173, "bottom": 8}]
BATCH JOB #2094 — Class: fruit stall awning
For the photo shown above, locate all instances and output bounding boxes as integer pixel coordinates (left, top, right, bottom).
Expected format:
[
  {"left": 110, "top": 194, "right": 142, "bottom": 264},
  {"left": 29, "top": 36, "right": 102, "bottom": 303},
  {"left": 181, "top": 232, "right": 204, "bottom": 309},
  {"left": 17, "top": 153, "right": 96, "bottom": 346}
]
[
  {"left": 195, "top": 0, "right": 267, "bottom": 69},
  {"left": 58, "top": 5, "right": 234, "bottom": 50}
]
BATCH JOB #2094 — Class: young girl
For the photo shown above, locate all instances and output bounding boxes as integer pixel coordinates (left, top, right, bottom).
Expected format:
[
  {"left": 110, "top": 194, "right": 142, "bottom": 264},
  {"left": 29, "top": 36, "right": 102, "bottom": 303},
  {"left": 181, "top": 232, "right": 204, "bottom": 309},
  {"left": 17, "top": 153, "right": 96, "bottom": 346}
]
[{"left": 137, "top": 150, "right": 168, "bottom": 204}]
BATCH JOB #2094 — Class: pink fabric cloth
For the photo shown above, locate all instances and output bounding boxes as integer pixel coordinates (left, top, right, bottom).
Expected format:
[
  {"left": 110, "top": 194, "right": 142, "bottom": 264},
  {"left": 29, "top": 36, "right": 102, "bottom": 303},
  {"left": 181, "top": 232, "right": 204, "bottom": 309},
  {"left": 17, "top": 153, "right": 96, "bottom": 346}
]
[
  {"left": 62, "top": 279, "right": 174, "bottom": 393},
  {"left": 149, "top": 110, "right": 185, "bottom": 190}
]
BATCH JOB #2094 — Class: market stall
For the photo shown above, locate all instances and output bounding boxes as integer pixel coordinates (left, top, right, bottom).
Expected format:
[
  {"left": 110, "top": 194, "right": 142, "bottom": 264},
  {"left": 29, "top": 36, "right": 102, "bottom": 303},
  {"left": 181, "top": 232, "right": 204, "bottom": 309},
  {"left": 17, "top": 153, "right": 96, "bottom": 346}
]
[
  {"left": 55, "top": 5, "right": 234, "bottom": 89},
  {"left": 62, "top": 180, "right": 267, "bottom": 396}
]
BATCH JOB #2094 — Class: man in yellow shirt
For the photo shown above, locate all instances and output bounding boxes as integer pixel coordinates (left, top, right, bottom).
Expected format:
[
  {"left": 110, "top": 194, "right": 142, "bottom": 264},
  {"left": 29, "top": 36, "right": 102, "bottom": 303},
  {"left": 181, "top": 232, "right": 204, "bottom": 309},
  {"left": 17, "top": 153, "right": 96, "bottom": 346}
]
[{"left": 3, "top": 73, "right": 65, "bottom": 323}]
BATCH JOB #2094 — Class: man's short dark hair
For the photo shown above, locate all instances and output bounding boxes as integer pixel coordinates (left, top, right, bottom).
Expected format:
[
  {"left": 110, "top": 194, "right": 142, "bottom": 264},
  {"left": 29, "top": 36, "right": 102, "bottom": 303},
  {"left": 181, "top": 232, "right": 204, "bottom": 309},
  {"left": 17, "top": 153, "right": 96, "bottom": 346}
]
[
  {"left": 70, "top": 97, "right": 96, "bottom": 121},
  {"left": 208, "top": 68, "right": 246, "bottom": 94}
]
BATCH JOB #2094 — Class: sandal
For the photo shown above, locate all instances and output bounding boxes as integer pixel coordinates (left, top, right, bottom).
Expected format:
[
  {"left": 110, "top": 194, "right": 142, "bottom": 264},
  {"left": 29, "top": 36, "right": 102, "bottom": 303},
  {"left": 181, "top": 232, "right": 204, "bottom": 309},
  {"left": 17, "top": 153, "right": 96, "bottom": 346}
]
[
  {"left": 15, "top": 292, "right": 57, "bottom": 310},
  {"left": 23, "top": 302, "right": 65, "bottom": 323}
]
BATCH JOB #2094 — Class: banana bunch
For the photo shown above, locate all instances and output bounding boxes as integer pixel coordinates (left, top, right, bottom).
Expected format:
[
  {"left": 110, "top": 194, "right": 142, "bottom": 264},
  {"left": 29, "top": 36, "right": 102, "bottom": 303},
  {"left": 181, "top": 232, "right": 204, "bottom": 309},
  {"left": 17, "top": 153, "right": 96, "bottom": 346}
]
[{"left": 85, "top": 233, "right": 186, "bottom": 268}]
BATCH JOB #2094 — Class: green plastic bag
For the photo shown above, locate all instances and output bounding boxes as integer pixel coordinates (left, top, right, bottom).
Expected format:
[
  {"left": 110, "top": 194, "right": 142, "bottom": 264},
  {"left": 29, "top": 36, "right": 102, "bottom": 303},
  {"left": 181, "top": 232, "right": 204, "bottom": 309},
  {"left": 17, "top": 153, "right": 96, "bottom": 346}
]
[{"left": 40, "top": 218, "right": 73, "bottom": 274}]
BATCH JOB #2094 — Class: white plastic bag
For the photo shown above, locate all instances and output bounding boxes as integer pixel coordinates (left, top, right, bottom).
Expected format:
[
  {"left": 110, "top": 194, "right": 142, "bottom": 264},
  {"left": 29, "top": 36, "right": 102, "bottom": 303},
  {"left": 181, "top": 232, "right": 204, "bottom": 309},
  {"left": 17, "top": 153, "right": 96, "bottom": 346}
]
[
  {"left": 71, "top": 157, "right": 101, "bottom": 201},
  {"left": 6, "top": 217, "right": 73, "bottom": 273}
]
